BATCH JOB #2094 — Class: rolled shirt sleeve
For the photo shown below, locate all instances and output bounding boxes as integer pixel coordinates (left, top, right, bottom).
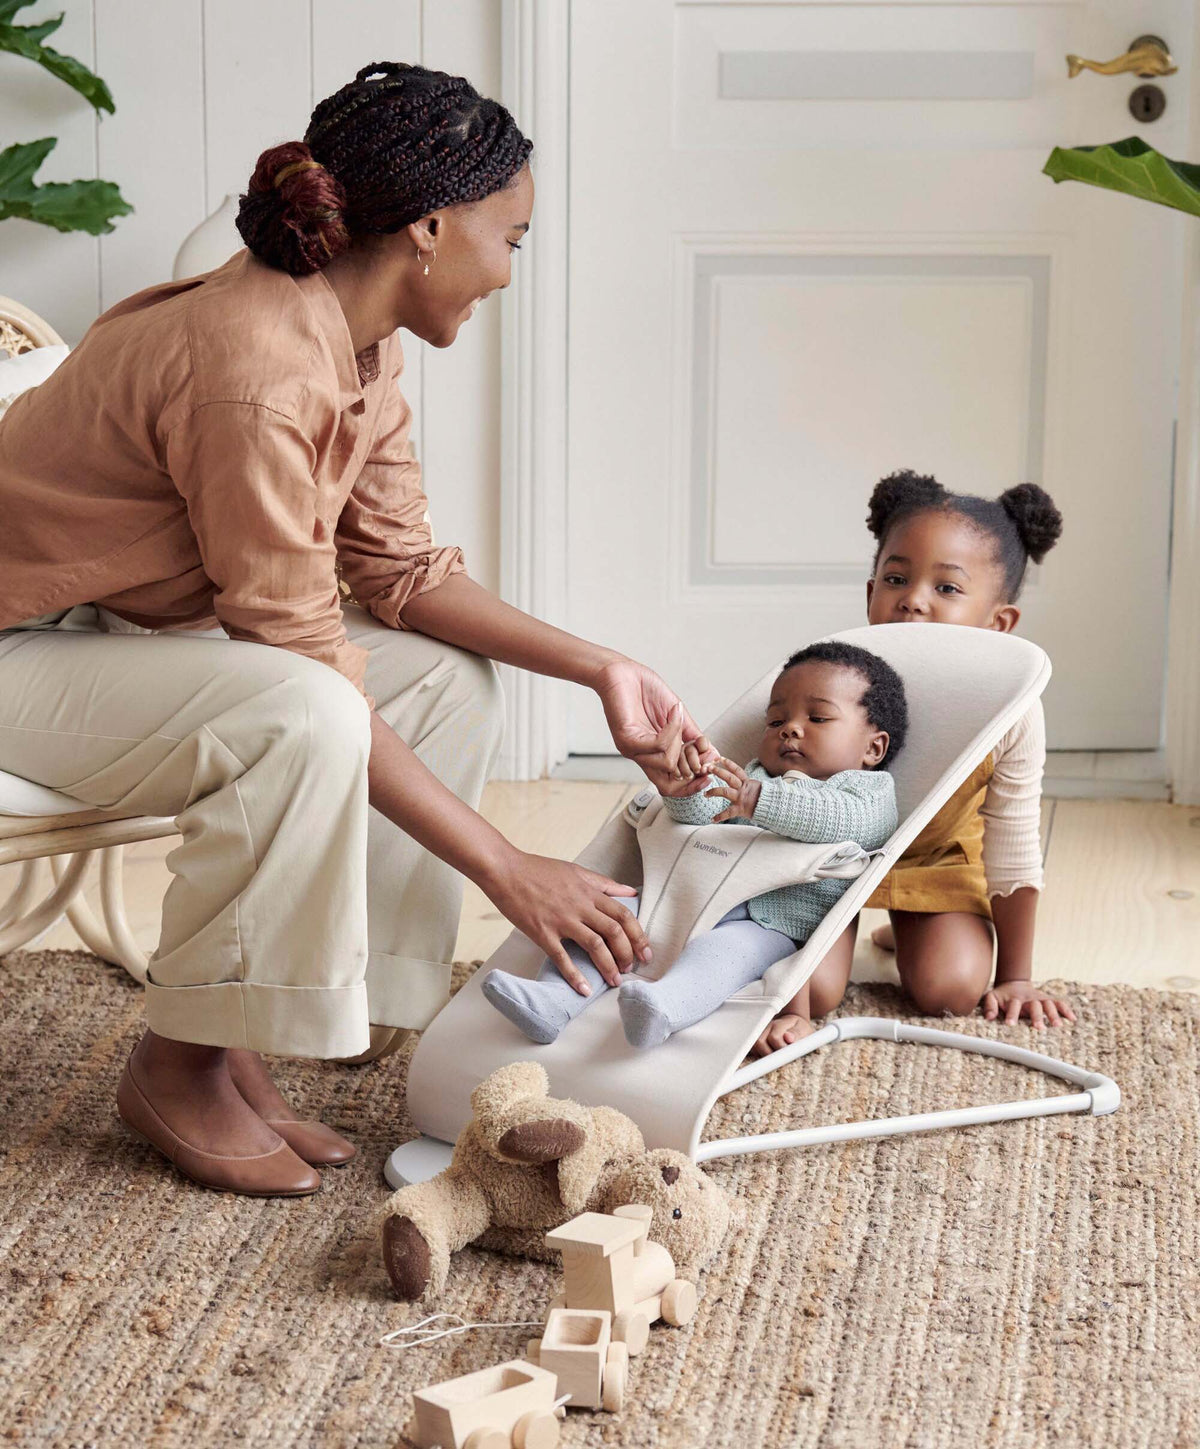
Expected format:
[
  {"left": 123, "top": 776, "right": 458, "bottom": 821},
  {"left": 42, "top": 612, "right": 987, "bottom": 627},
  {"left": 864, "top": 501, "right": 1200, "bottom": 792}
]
[
  {"left": 335, "top": 356, "right": 466, "bottom": 630},
  {"left": 166, "top": 401, "right": 372, "bottom": 699}
]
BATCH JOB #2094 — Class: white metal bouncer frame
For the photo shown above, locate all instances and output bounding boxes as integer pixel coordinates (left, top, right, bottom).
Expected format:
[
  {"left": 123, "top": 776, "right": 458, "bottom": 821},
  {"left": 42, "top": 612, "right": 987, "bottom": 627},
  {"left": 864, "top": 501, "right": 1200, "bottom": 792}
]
[
  {"left": 694, "top": 1015, "right": 1120, "bottom": 1165},
  {"left": 387, "top": 1018, "right": 1120, "bottom": 1189}
]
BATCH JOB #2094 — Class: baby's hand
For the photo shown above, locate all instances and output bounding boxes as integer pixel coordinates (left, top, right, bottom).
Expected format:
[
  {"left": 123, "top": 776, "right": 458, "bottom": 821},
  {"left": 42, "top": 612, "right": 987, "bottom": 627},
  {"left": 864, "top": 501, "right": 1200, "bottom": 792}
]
[
  {"left": 652, "top": 727, "right": 715, "bottom": 799},
  {"left": 983, "top": 980, "right": 1076, "bottom": 1029},
  {"left": 706, "top": 758, "right": 762, "bottom": 822}
]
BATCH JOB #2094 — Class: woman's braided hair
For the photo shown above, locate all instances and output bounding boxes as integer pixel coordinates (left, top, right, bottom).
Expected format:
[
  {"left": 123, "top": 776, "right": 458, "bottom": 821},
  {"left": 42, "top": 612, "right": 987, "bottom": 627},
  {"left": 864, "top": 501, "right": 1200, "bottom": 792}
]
[
  {"left": 866, "top": 469, "right": 1063, "bottom": 601},
  {"left": 237, "top": 62, "right": 533, "bottom": 276}
]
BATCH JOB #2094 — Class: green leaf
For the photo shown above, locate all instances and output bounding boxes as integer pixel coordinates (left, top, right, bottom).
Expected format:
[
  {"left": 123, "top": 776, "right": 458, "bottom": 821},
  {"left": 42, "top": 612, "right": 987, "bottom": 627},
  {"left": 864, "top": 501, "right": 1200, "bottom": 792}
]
[
  {"left": 0, "top": 0, "right": 39, "bottom": 20},
  {"left": 0, "top": 137, "right": 132, "bottom": 234},
  {"left": 0, "top": 15, "right": 115, "bottom": 113},
  {"left": 1043, "top": 136, "right": 1200, "bottom": 219},
  {"left": 22, "top": 15, "right": 64, "bottom": 44}
]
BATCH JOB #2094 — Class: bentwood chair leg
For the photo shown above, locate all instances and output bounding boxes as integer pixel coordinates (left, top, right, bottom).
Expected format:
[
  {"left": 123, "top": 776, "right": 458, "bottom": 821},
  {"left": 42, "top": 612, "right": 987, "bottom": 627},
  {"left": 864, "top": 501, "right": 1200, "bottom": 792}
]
[
  {"left": 50, "top": 847, "right": 149, "bottom": 983},
  {"left": 0, "top": 858, "right": 42, "bottom": 932},
  {"left": 0, "top": 850, "right": 93, "bottom": 955}
]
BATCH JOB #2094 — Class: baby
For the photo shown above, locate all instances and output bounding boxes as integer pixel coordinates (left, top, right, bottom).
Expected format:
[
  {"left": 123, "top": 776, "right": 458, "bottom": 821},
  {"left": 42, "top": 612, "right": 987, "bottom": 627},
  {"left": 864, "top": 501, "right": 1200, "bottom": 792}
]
[{"left": 483, "top": 641, "right": 906, "bottom": 1049}]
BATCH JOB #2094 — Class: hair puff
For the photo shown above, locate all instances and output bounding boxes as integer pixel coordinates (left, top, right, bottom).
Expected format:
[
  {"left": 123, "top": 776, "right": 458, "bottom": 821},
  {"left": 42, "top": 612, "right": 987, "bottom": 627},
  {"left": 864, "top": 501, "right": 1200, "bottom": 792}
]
[
  {"left": 865, "top": 469, "right": 945, "bottom": 541},
  {"left": 999, "top": 483, "right": 1064, "bottom": 565}
]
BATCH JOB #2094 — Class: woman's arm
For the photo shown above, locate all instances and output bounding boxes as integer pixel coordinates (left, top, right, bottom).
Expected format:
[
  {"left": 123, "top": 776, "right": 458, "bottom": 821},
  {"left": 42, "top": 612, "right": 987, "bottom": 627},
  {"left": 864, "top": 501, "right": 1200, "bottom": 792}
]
[
  {"left": 366, "top": 711, "right": 653, "bottom": 991},
  {"left": 400, "top": 572, "right": 618, "bottom": 684},
  {"left": 401, "top": 574, "right": 714, "bottom": 791}
]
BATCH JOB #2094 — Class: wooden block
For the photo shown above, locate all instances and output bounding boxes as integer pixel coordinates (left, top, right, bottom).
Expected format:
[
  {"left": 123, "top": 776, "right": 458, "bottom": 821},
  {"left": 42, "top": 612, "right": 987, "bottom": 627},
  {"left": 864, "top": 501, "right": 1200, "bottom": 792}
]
[
  {"left": 410, "top": 1359, "right": 559, "bottom": 1449},
  {"left": 538, "top": 1308, "right": 611, "bottom": 1410},
  {"left": 559, "top": 1246, "right": 622, "bottom": 1315},
  {"left": 627, "top": 1241, "right": 674, "bottom": 1304},
  {"left": 546, "top": 1212, "right": 646, "bottom": 1258},
  {"left": 611, "top": 1203, "right": 652, "bottom": 1255}
]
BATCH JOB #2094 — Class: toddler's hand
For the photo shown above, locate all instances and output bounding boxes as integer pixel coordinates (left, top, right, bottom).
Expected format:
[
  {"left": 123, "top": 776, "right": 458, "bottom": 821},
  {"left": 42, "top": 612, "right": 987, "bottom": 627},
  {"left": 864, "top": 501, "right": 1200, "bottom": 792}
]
[
  {"left": 706, "top": 758, "right": 762, "bottom": 822},
  {"left": 983, "top": 980, "right": 1076, "bottom": 1029}
]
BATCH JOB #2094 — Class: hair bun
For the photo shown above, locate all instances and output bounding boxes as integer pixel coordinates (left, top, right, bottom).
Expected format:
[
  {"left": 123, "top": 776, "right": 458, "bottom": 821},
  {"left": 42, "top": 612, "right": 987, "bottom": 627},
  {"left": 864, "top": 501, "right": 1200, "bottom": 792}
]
[
  {"left": 999, "top": 483, "right": 1063, "bottom": 563},
  {"left": 236, "top": 140, "right": 350, "bottom": 276},
  {"left": 865, "top": 469, "right": 945, "bottom": 540}
]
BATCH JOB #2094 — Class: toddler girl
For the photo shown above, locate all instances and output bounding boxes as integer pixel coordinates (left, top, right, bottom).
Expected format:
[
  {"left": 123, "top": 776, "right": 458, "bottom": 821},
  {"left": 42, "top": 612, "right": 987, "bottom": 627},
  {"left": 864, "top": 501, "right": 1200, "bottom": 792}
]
[
  {"left": 754, "top": 471, "right": 1076, "bottom": 1057},
  {"left": 484, "top": 642, "right": 905, "bottom": 1048}
]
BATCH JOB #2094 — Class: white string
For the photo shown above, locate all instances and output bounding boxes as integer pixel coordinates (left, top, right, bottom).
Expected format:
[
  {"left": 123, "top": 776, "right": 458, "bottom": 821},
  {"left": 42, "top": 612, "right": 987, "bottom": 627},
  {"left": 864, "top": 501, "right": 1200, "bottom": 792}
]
[{"left": 379, "top": 1312, "right": 546, "bottom": 1350}]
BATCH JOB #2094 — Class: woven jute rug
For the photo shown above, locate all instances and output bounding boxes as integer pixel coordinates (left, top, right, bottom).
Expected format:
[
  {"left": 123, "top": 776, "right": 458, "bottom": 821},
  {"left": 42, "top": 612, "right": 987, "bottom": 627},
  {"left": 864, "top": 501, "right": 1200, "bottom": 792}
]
[{"left": 2, "top": 949, "right": 1198, "bottom": 1448}]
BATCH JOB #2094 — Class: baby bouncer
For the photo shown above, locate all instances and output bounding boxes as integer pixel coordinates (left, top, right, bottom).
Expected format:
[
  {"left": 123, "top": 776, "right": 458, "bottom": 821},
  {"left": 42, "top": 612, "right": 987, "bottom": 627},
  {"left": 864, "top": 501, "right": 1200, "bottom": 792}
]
[{"left": 390, "top": 623, "right": 1118, "bottom": 1187}]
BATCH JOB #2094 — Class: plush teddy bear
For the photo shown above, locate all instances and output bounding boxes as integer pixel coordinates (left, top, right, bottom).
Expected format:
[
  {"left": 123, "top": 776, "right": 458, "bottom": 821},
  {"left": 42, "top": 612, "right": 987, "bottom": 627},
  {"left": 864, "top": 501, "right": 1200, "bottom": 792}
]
[{"left": 382, "top": 1061, "right": 733, "bottom": 1302}]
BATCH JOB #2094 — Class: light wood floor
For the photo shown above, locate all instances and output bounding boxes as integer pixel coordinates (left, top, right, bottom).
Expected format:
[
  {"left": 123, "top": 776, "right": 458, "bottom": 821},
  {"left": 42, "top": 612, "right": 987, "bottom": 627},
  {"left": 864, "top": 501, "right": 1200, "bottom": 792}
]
[{"left": 6, "top": 786, "right": 1199, "bottom": 994}]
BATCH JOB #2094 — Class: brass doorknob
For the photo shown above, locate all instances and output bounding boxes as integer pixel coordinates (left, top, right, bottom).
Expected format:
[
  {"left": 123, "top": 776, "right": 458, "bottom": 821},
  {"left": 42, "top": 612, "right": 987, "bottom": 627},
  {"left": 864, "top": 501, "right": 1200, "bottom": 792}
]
[{"left": 1066, "top": 34, "right": 1178, "bottom": 79}]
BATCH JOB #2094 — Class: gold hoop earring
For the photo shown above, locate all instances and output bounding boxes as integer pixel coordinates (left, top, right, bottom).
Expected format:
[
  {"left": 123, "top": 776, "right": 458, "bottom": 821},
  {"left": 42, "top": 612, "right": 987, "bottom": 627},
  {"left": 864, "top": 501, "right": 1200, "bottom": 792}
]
[{"left": 417, "top": 246, "right": 436, "bottom": 276}]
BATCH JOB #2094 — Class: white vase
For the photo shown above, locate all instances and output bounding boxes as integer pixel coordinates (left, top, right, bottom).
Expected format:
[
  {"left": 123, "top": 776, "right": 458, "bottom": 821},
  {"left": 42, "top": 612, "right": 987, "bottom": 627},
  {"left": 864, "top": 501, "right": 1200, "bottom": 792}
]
[{"left": 173, "top": 193, "right": 242, "bottom": 281}]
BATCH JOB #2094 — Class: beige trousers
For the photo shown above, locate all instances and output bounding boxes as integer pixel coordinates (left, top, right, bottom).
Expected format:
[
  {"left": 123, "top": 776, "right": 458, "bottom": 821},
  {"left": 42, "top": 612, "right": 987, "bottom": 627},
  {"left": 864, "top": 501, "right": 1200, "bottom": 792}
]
[{"left": 0, "top": 604, "right": 505, "bottom": 1058}]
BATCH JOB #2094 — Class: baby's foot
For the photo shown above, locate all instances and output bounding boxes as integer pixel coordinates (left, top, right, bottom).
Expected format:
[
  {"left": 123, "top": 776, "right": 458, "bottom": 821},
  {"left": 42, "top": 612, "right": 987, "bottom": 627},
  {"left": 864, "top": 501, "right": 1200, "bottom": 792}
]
[
  {"left": 618, "top": 979, "right": 672, "bottom": 1049},
  {"left": 750, "top": 1012, "right": 815, "bottom": 1058},
  {"left": 482, "top": 970, "right": 574, "bottom": 1044},
  {"left": 870, "top": 922, "right": 896, "bottom": 952}
]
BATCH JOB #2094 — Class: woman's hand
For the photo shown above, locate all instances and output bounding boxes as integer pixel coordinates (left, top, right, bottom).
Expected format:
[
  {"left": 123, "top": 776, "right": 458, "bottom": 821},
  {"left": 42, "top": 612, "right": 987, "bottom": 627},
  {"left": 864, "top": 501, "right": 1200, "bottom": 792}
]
[
  {"left": 983, "top": 980, "right": 1076, "bottom": 1029},
  {"left": 593, "top": 659, "right": 716, "bottom": 793},
  {"left": 705, "top": 758, "right": 763, "bottom": 823},
  {"left": 483, "top": 851, "right": 652, "bottom": 993}
]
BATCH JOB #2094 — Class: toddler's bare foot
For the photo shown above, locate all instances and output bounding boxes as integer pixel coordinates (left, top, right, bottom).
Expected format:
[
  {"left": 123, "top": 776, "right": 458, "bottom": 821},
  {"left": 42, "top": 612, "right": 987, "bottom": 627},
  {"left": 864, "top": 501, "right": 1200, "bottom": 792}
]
[
  {"left": 750, "top": 1012, "right": 815, "bottom": 1059},
  {"left": 871, "top": 922, "right": 896, "bottom": 951}
]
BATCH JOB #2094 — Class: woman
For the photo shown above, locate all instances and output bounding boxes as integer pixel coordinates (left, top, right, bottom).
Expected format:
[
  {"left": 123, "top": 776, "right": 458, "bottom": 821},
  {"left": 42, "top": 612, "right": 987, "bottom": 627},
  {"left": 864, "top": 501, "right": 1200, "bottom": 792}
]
[{"left": 0, "top": 63, "right": 712, "bottom": 1197}]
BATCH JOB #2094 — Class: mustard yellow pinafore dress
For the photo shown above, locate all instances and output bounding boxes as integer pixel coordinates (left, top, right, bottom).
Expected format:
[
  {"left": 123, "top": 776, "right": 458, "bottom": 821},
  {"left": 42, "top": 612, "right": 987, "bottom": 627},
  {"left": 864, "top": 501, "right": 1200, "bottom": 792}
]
[{"left": 866, "top": 754, "right": 996, "bottom": 919}]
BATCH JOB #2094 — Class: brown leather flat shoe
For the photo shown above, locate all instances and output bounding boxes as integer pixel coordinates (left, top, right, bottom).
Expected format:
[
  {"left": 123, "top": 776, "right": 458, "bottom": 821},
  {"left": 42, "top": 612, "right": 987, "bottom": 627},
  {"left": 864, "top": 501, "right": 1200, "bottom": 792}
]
[
  {"left": 264, "top": 1119, "right": 356, "bottom": 1167},
  {"left": 117, "top": 1058, "right": 321, "bottom": 1197}
]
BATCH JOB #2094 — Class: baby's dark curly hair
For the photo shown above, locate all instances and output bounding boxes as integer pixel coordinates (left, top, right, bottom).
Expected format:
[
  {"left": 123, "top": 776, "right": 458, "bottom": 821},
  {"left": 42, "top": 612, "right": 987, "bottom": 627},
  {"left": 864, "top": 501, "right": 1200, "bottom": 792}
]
[
  {"left": 780, "top": 641, "right": 908, "bottom": 768},
  {"left": 866, "top": 469, "right": 1063, "bottom": 601},
  {"left": 237, "top": 61, "right": 532, "bottom": 276}
]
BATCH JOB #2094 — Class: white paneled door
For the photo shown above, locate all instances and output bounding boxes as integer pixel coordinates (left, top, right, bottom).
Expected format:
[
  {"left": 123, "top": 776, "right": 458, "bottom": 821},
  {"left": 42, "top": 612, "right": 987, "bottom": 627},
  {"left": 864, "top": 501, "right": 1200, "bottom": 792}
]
[{"left": 565, "top": 0, "right": 1194, "bottom": 752}]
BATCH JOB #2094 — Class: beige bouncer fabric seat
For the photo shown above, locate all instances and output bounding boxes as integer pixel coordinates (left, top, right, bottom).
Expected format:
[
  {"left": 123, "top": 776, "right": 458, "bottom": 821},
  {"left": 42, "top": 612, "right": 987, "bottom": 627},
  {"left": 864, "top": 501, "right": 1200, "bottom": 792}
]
[
  {"left": 0, "top": 296, "right": 177, "bottom": 976},
  {"left": 393, "top": 623, "right": 1119, "bottom": 1184}
]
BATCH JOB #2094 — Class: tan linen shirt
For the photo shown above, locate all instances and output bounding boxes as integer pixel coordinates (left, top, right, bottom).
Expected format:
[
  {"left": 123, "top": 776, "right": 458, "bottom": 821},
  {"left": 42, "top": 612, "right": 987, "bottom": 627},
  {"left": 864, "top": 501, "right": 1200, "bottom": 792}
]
[{"left": 0, "top": 250, "right": 464, "bottom": 702}]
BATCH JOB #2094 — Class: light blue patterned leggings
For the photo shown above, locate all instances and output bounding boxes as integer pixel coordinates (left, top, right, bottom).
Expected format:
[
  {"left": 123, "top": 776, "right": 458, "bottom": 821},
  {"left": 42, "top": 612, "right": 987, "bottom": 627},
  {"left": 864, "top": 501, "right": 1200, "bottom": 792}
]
[{"left": 481, "top": 894, "right": 798, "bottom": 1049}]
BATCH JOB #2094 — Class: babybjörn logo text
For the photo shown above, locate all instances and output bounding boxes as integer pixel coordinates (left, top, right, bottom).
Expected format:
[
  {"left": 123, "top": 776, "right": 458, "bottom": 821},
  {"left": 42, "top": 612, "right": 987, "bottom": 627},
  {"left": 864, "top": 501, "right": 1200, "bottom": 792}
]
[{"left": 692, "top": 841, "right": 730, "bottom": 858}]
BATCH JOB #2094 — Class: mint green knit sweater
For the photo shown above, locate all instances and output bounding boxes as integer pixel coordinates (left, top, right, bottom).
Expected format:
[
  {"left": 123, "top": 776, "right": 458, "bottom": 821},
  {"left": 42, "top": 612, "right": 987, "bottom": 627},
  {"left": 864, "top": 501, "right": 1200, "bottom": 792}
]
[{"left": 661, "top": 762, "right": 898, "bottom": 943}]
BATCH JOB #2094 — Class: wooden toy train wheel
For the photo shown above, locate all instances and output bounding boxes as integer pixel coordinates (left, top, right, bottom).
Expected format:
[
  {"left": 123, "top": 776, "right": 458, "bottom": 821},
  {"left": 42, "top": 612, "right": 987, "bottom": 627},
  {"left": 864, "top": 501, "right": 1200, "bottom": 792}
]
[
  {"left": 512, "top": 1408, "right": 560, "bottom": 1448},
  {"left": 661, "top": 1278, "right": 698, "bottom": 1326},
  {"left": 611, "top": 1307, "right": 650, "bottom": 1355},
  {"left": 602, "top": 1342, "right": 629, "bottom": 1412},
  {"left": 463, "top": 1430, "right": 509, "bottom": 1449}
]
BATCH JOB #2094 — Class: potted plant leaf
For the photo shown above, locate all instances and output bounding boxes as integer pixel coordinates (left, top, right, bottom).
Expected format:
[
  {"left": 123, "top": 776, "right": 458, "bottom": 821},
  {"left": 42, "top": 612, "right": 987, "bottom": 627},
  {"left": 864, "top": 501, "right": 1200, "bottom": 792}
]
[
  {"left": 0, "top": 0, "right": 131, "bottom": 234},
  {"left": 1044, "top": 136, "right": 1200, "bottom": 218}
]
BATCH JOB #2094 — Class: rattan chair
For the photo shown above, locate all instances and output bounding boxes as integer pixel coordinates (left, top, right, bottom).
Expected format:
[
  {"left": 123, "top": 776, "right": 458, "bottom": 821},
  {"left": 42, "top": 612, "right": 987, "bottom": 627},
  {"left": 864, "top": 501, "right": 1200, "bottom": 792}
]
[{"left": 0, "top": 295, "right": 176, "bottom": 980}]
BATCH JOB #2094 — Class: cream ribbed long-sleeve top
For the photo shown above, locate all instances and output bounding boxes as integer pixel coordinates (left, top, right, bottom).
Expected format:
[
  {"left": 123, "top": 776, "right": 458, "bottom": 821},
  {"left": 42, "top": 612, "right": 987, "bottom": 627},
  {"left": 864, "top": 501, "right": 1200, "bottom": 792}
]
[{"left": 981, "top": 700, "right": 1046, "bottom": 897}]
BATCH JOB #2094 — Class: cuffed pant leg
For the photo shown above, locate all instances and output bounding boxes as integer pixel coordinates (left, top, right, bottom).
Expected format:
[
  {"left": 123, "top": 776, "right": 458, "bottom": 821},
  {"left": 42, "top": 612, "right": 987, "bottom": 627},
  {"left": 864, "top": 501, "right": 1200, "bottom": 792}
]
[
  {"left": 344, "top": 608, "right": 506, "bottom": 1031},
  {"left": 0, "top": 624, "right": 373, "bottom": 1058}
]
